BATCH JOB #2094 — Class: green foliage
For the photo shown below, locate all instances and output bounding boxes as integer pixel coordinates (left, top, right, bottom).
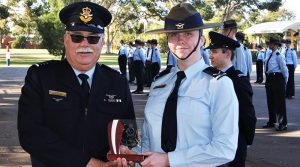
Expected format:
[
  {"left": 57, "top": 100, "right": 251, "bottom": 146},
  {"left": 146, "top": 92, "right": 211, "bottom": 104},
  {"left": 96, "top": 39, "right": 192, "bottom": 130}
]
[
  {"left": 12, "top": 36, "right": 27, "bottom": 48},
  {"left": 37, "top": 13, "right": 65, "bottom": 57},
  {"left": 0, "top": 4, "right": 9, "bottom": 19},
  {"left": 158, "top": 35, "right": 168, "bottom": 53}
]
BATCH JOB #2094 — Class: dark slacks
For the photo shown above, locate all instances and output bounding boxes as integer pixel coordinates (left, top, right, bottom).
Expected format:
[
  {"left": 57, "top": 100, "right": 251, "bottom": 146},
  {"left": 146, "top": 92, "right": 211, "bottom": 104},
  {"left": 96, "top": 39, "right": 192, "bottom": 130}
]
[
  {"left": 265, "top": 73, "right": 287, "bottom": 125},
  {"left": 133, "top": 60, "right": 144, "bottom": 91},
  {"left": 144, "top": 61, "right": 152, "bottom": 87},
  {"left": 118, "top": 55, "right": 127, "bottom": 76},
  {"left": 286, "top": 64, "right": 295, "bottom": 97},
  {"left": 256, "top": 60, "right": 263, "bottom": 83},
  {"left": 128, "top": 57, "right": 135, "bottom": 82},
  {"left": 229, "top": 135, "right": 247, "bottom": 167},
  {"left": 151, "top": 62, "right": 160, "bottom": 81}
]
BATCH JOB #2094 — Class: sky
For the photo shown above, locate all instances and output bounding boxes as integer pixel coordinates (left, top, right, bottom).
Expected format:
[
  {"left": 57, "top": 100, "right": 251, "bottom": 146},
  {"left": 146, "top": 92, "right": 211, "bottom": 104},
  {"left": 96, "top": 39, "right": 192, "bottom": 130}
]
[{"left": 282, "top": 0, "right": 300, "bottom": 19}]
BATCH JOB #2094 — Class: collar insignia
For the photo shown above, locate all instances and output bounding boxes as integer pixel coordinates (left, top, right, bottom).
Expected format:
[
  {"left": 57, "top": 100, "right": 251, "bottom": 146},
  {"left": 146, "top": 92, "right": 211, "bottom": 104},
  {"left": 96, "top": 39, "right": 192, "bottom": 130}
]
[
  {"left": 104, "top": 94, "right": 122, "bottom": 103},
  {"left": 175, "top": 23, "right": 185, "bottom": 29},
  {"left": 80, "top": 7, "right": 93, "bottom": 23}
]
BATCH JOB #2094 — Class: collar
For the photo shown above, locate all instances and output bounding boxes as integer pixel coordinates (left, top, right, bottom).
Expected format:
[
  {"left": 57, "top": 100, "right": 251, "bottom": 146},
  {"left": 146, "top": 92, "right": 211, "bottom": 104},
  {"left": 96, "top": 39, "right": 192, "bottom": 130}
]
[
  {"left": 174, "top": 58, "right": 207, "bottom": 80},
  {"left": 72, "top": 65, "right": 96, "bottom": 86},
  {"left": 221, "top": 64, "right": 233, "bottom": 72}
]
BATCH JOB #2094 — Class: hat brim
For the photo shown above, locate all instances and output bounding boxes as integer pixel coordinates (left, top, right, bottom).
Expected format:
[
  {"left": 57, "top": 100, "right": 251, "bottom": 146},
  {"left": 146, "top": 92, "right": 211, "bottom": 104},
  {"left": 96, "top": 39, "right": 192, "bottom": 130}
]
[{"left": 146, "top": 22, "right": 222, "bottom": 34}]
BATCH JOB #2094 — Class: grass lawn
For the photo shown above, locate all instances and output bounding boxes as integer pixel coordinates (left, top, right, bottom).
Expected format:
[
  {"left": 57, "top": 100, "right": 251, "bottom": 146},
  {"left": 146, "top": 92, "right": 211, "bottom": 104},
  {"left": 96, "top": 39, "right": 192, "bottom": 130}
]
[{"left": 0, "top": 49, "right": 167, "bottom": 67}]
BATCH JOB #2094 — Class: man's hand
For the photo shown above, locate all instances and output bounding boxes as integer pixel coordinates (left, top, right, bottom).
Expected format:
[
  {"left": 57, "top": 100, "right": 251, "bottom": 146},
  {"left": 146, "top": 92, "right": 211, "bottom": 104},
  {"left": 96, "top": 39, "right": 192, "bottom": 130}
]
[{"left": 140, "top": 152, "right": 170, "bottom": 167}]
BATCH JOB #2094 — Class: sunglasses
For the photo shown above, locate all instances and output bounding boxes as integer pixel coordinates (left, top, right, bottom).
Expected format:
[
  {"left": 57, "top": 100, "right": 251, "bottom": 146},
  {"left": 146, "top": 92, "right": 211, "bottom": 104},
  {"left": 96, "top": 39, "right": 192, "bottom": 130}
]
[{"left": 69, "top": 33, "right": 102, "bottom": 44}]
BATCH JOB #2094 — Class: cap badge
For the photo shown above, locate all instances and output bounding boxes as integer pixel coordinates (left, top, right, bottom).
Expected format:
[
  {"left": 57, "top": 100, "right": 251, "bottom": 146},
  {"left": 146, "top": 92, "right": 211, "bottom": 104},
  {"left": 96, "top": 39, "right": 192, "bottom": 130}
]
[
  {"left": 80, "top": 7, "right": 93, "bottom": 23},
  {"left": 175, "top": 23, "right": 185, "bottom": 29}
]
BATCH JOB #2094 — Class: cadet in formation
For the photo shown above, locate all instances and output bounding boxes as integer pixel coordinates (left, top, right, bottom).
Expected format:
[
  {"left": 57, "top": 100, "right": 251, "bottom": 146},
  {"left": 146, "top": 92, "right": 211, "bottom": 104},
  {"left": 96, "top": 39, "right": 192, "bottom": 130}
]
[
  {"left": 262, "top": 37, "right": 289, "bottom": 131},
  {"left": 208, "top": 31, "right": 257, "bottom": 167}
]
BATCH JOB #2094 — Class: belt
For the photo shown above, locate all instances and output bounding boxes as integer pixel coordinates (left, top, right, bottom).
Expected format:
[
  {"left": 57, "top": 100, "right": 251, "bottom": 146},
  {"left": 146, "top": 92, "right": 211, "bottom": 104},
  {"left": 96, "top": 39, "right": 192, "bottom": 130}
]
[{"left": 266, "top": 72, "right": 282, "bottom": 76}]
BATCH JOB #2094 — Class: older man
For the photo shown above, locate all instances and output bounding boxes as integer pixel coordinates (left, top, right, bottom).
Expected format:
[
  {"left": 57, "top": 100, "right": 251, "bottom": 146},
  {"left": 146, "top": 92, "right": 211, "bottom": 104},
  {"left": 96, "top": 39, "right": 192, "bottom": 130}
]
[{"left": 18, "top": 2, "right": 135, "bottom": 167}]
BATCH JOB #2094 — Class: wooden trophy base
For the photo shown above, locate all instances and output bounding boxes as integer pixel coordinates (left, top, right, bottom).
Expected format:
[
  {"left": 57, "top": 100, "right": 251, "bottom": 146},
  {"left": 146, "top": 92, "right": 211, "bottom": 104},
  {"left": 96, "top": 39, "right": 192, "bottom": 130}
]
[{"left": 107, "top": 153, "right": 145, "bottom": 162}]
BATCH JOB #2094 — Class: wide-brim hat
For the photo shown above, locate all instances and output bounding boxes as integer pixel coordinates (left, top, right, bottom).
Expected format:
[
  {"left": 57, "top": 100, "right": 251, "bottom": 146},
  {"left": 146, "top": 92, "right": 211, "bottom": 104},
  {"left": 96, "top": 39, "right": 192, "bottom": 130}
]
[
  {"left": 222, "top": 19, "right": 237, "bottom": 29},
  {"left": 59, "top": 2, "right": 112, "bottom": 33},
  {"left": 206, "top": 31, "right": 240, "bottom": 50},
  {"left": 146, "top": 3, "right": 222, "bottom": 34}
]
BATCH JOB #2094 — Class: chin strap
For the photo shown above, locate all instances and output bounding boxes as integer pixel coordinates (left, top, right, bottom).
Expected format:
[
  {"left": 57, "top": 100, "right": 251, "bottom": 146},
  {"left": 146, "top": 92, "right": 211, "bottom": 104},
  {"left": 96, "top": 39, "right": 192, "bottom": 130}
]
[{"left": 171, "top": 30, "right": 202, "bottom": 61}]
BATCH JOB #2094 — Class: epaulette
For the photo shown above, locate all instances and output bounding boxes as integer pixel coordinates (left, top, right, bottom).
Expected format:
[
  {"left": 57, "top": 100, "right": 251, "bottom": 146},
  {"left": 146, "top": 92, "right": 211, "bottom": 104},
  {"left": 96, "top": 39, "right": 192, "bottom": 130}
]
[
  {"left": 34, "top": 60, "right": 59, "bottom": 67},
  {"left": 236, "top": 70, "right": 246, "bottom": 77},
  {"left": 101, "top": 64, "right": 121, "bottom": 74},
  {"left": 203, "top": 67, "right": 226, "bottom": 80},
  {"left": 154, "top": 67, "right": 171, "bottom": 81}
]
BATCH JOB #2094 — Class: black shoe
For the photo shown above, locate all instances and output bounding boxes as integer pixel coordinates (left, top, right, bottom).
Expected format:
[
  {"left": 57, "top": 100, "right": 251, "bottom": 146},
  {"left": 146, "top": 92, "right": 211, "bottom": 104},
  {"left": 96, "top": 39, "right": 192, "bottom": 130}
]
[
  {"left": 132, "top": 90, "right": 143, "bottom": 94},
  {"left": 262, "top": 122, "right": 275, "bottom": 128},
  {"left": 276, "top": 124, "right": 287, "bottom": 131},
  {"left": 254, "top": 81, "right": 259, "bottom": 83}
]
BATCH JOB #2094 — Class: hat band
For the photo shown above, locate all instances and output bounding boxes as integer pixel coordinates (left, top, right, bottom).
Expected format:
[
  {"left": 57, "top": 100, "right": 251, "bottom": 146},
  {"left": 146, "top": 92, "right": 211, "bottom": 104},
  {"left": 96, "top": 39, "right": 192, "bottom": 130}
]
[
  {"left": 164, "top": 13, "right": 204, "bottom": 31},
  {"left": 66, "top": 22, "right": 104, "bottom": 33}
]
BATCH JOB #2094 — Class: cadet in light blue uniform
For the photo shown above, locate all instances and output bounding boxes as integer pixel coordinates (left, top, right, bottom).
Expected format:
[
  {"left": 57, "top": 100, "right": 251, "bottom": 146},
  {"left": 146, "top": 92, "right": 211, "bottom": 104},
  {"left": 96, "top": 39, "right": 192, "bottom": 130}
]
[
  {"left": 222, "top": 20, "right": 248, "bottom": 76},
  {"left": 118, "top": 40, "right": 128, "bottom": 75},
  {"left": 149, "top": 39, "right": 161, "bottom": 81},
  {"left": 263, "top": 37, "right": 289, "bottom": 131},
  {"left": 131, "top": 3, "right": 239, "bottom": 167},
  {"left": 236, "top": 32, "right": 252, "bottom": 79},
  {"left": 255, "top": 45, "right": 265, "bottom": 83},
  {"left": 132, "top": 40, "right": 146, "bottom": 94},
  {"left": 285, "top": 39, "right": 298, "bottom": 99}
]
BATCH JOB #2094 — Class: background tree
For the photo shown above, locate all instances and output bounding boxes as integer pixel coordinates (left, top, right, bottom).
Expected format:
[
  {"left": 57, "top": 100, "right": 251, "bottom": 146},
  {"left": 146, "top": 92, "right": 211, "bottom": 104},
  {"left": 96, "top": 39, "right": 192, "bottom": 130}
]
[{"left": 0, "top": 4, "right": 9, "bottom": 48}]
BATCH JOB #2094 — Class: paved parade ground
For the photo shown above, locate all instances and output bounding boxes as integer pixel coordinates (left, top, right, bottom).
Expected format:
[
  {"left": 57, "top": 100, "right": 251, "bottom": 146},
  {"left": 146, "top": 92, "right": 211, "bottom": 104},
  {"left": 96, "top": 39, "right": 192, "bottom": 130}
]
[{"left": 0, "top": 65, "right": 299, "bottom": 167}]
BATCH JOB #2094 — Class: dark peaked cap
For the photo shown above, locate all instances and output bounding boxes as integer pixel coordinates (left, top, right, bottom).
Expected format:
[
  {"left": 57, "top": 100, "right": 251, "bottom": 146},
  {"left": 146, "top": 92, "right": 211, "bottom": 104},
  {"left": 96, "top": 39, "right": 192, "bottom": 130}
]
[
  {"left": 206, "top": 31, "right": 240, "bottom": 50},
  {"left": 59, "top": 2, "right": 112, "bottom": 33},
  {"left": 146, "top": 3, "right": 221, "bottom": 34}
]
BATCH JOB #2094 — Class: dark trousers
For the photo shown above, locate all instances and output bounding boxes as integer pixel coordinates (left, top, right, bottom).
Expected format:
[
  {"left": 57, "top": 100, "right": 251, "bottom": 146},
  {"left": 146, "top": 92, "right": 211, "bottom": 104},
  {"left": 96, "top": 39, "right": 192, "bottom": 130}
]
[
  {"left": 256, "top": 60, "right": 263, "bottom": 83},
  {"left": 128, "top": 57, "right": 135, "bottom": 82},
  {"left": 133, "top": 60, "right": 144, "bottom": 91},
  {"left": 31, "top": 156, "right": 47, "bottom": 167},
  {"left": 265, "top": 73, "right": 287, "bottom": 125},
  {"left": 144, "top": 61, "right": 152, "bottom": 87},
  {"left": 118, "top": 55, "right": 127, "bottom": 76},
  {"left": 151, "top": 62, "right": 160, "bottom": 81},
  {"left": 229, "top": 135, "right": 247, "bottom": 167},
  {"left": 286, "top": 64, "right": 295, "bottom": 97}
]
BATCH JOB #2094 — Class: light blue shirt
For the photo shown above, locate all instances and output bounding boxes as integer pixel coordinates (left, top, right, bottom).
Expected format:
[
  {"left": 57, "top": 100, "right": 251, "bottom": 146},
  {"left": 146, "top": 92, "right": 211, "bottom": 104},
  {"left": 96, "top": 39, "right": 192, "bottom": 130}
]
[
  {"left": 256, "top": 50, "right": 265, "bottom": 61},
  {"left": 285, "top": 48, "right": 298, "bottom": 68},
  {"left": 150, "top": 48, "right": 161, "bottom": 67},
  {"left": 167, "top": 51, "right": 176, "bottom": 66},
  {"left": 128, "top": 47, "right": 136, "bottom": 58},
  {"left": 201, "top": 47, "right": 210, "bottom": 65},
  {"left": 146, "top": 48, "right": 152, "bottom": 60},
  {"left": 264, "top": 48, "right": 272, "bottom": 60},
  {"left": 133, "top": 47, "right": 146, "bottom": 64},
  {"left": 119, "top": 45, "right": 128, "bottom": 57},
  {"left": 265, "top": 49, "right": 289, "bottom": 82},
  {"left": 140, "top": 58, "right": 239, "bottom": 166},
  {"left": 233, "top": 44, "right": 247, "bottom": 75},
  {"left": 242, "top": 44, "right": 253, "bottom": 75}
]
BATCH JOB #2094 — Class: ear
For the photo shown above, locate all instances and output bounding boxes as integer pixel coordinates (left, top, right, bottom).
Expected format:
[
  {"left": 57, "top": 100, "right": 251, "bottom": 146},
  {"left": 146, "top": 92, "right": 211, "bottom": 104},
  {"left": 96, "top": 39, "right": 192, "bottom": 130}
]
[
  {"left": 63, "top": 33, "right": 68, "bottom": 47},
  {"left": 199, "top": 35, "right": 205, "bottom": 47}
]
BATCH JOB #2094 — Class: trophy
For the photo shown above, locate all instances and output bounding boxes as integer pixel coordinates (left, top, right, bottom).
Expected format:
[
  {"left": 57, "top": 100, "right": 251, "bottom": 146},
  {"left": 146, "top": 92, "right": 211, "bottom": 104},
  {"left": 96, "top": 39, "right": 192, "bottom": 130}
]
[{"left": 107, "top": 119, "right": 145, "bottom": 162}]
